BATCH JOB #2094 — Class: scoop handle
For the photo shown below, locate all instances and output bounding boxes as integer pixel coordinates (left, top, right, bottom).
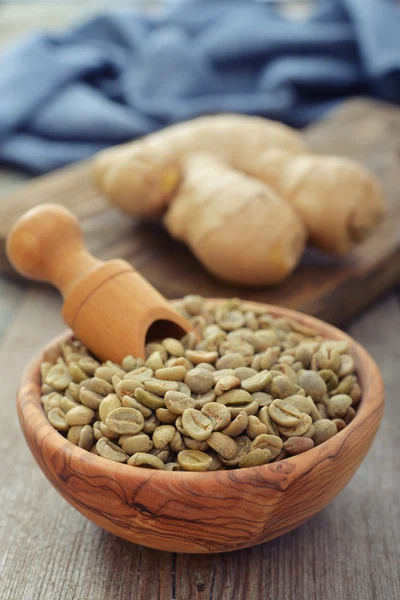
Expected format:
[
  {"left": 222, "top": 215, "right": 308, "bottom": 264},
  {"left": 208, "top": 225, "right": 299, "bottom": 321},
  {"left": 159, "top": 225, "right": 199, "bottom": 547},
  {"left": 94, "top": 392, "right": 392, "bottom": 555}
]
[{"left": 6, "top": 204, "right": 102, "bottom": 298}]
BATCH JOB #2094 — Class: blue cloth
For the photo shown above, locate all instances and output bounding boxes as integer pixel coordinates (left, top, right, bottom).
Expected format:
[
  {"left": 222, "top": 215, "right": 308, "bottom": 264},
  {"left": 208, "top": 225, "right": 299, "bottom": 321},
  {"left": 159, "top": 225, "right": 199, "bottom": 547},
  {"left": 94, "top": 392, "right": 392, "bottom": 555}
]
[{"left": 0, "top": 0, "right": 399, "bottom": 173}]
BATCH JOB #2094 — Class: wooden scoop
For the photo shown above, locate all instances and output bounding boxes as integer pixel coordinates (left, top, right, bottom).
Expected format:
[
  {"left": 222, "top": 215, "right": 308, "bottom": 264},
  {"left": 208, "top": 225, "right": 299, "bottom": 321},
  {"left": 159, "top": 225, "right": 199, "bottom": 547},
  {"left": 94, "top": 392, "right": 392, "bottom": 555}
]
[{"left": 6, "top": 204, "right": 196, "bottom": 362}]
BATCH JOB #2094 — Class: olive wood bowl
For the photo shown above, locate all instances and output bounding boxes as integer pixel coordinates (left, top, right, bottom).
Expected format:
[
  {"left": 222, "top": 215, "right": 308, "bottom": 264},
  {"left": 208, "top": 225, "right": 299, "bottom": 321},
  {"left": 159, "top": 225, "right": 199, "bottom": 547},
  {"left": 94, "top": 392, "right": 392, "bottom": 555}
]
[{"left": 17, "top": 301, "right": 384, "bottom": 554}]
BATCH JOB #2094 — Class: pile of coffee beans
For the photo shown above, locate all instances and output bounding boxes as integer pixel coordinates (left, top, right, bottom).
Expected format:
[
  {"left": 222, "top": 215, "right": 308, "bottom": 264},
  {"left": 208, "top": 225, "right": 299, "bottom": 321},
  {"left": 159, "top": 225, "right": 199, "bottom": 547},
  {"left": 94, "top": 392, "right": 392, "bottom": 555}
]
[{"left": 40, "top": 296, "right": 361, "bottom": 471}]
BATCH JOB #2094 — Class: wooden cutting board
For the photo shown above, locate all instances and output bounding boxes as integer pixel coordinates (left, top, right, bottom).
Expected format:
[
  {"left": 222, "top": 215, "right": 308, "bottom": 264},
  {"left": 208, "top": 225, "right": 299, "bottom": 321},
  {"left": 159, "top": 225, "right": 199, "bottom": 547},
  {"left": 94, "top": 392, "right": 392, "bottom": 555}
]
[{"left": 1, "top": 98, "right": 400, "bottom": 326}]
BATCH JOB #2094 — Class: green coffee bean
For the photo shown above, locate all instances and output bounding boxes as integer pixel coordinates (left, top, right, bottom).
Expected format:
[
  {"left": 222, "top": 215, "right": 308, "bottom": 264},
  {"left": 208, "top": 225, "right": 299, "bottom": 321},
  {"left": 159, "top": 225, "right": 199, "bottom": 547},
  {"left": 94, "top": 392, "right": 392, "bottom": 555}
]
[
  {"left": 241, "top": 370, "right": 272, "bottom": 393},
  {"left": 78, "top": 356, "right": 100, "bottom": 375},
  {"left": 150, "top": 448, "right": 171, "bottom": 463},
  {"left": 68, "top": 362, "right": 88, "bottom": 383},
  {"left": 217, "top": 389, "right": 252, "bottom": 406},
  {"left": 174, "top": 415, "right": 186, "bottom": 435},
  {"left": 258, "top": 406, "right": 279, "bottom": 435},
  {"left": 155, "top": 366, "right": 187, "bottom": 381},
  {"left": 316, "top": 402, "right": 328, "bottom": 419},
  {"left": 164, "top": 462, "right": 182, "bottom": 471},
  {"left": 183, "top": 437, "right": 209, "bottom": 451},
  {"left": 184, "top": 368, "right": 214, "bottom": 394},
  {"left": 318, "top": 369, "right": 339, "bottom": 392},
  {"left": 313, "top": 419, "right": 337, "bottom": 445},
  {"left": 206, "top": 432, "right": 238, "bottom": 460},
  {"left": 99, "top": 421, "right": 119, "bottom": 439},
  {"left": 326, "top": 394, "right": 352, "bottom": 418},
  {"left": 220, "top": 435, "right": 252, "bottom": 466},
  {"left": 250, "top": 434, "right": 283, "bottom": 458},
  {"left": 332, "top": 418, "right": 346, "bottom": 432},
  {"left": 195, "top": 362, "right": 216, "bottom": 372},
  {"left": 208, "top": 452, "right": 223, "bottom": 471},
  {"left": 252, "top": 392, "right": 273, "bottom": 407},
  {"left": 67, "top": 424, "right": 93, "bottom": 450},
  {"left": 283, "top": 436, "right": 314, "bottom": 455},
  {"left": 41, "top": 391, "right": 62, "bottom": 413},
  {"left": 302, "top": 424, "right": 316, "bottom": 439},
  {"left": 246, "top": 416, "right": 268, "bottom": 440},
  {"left": 222, "top": 411, "right": 248, "bottom": 436},
  {"left": 66, "top": 382, "right": 80, "bottom": 401},
  {"left": 99, "top": 394, "right": 121, "bottom": 421},
  {"left": 344, "top": 407, "right": 356, "bottom": 424},
  {"left": 95, "top": 366, "right": 124, "bottom": 383},
  {"left": 48, "top": 407, "right": 69, "bottom": 431},
  {"left": 165, "top": 390, "right": 196, "bottom": 414},
  {"left": 145, "top": 343, "right": 168, "bottom": 362},
  {"left": 45, "top": 363, "right": 72, "bottom": 391},
  {"left": 182, "top": 409, "right": 213, "bottom": 441},
  {"left": 177, "top": 450, "right": 212, "bottom": 471},
  {"left": 228, "top": 400, "right": 259, "bottom": 418},
  {"left": 61, "top": 395, "right": 79, "bottom": 413},
  {"left": 79, "top": 387, "right": 103, "bottom": 410},
  {"left": 125, "top": 367, "right": 154, "bottom": 382},
  {"left": 201, "top": 402, "right": 231, "bottom": 431},
  {"left": 134, "top": 387, "right": 165, "bottom": 410},
  {"left": 65, "top": 405, "right": 94, "bottom": 426},
  {"left": 105, "top": 407, "right": 144, "bottom": 435},
  {"left": 185, "top": 350, "right": 218, "bottom": 365},
  {"left": 153, "top": 425, "right": 176, "bottom": 449},
  {"left": 166, "top": 357, "right": 193, "bottom": 370},
  {"left": 121, "top": 395, "right": 152, "bottom": 418},
  {"left": 146, "top": 351, "right": 164, "bottom": 372},
  {"left": 180, "top": 331, "right": 198, "bottom": 351},
  {"left": 115, "top": 378, "right": 144, "bottom": 400},
  {"left": 93, "top": 421, "right": 103, "bottom": 440},
  {"left": 298, "top": 371, "right": 327, "bottom": 401},
  {"left": 88, "top": 377, "right": 113, "bottom": 397},
  {"left": 144, "top": 379, "right": 179, "bottom": 396},
  {"left": 194, "top": 390, "right": 216, "bottom": 409},
  {"left": 338, "top": 354, "right": 355, "bottom": 377},
  {"left": 239, "top": 448, "right": 272, "bottom": 468},
  {"left": 120, "top": 433, "right": 153, "bottom": 454},
  {"left": 278, "top": 413, "right": 312, "bottom": 438},
  {"left": 212, "top": 369, "right": 236, "bottom": 384},
  {"left": 96, "top": 438, "right": 128, "bottom": 463},
  {"left": 216, "top": 353, "right": 246, "bottom": 370},
  {"left": 214, "top": 375, "right": 241, "bottom": 396},
  {"left": 128, "top": 452, "right": 165, "bottom": 469},
  {"left": 269, "top": 399, "right": 301, "bottom": 427},
  {"left": 155, "top": 408, "right": 178, "bottom": 424},
  {"left": 142, "top": 414, "right": 159, "bottom": 435},
  {"left": 234, "top": 367, "right": 258, "bottom": 381},
  {"left": 270, "top": 375, "right": 297, "bottom": 399},
  {"left": 170, "top": 430, "right": 185, "bottom": 453},
  {"left": 162, "top": 337, "right": 185, "bottom": 357},
  {"left": 350, "top": 383, "right": 362, "bottom": 406},
  {"left": 182, "top": 294, "right": 205, "bottom": 315}
]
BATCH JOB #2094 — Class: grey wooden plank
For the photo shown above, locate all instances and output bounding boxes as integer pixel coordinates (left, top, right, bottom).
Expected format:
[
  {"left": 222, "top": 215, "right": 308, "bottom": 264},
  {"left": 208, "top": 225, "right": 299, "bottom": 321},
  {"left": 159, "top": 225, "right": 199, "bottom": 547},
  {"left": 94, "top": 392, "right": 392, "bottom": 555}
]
[{"left": 0, "top": 278, "right": 26, "bottom": 337}]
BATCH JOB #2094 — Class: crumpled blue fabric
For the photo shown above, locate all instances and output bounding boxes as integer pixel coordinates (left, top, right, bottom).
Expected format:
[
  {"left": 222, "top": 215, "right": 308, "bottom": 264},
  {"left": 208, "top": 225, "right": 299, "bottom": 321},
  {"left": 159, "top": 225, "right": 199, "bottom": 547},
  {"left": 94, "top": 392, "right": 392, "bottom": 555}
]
[{"left": 0, "top": 0, "right": 399, "bottom": 173}]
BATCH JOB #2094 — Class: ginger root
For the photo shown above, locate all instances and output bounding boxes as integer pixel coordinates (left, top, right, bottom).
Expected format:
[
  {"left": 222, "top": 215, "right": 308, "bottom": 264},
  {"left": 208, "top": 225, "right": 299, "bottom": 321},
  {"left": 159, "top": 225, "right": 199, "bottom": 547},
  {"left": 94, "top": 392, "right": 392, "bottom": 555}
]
[
  {"left": 92, "top": 115, "right": 386, "bottom": 286},
  {"left": 164, "top": 154, "right": 306, "bottom": 285}
]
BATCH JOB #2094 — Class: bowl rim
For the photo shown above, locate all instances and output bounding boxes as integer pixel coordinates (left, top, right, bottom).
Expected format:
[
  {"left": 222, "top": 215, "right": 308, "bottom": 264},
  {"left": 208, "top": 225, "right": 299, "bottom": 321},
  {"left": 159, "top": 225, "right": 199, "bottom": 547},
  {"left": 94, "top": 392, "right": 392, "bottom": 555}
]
[{"left": 17, "top": 300, "right": 384, "bottom": 487}]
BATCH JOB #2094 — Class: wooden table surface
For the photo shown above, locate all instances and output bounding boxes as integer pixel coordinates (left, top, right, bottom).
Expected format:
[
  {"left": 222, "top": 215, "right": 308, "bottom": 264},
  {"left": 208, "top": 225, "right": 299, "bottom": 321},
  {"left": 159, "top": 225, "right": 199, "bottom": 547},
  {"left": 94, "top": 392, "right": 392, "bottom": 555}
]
[{"left": 0, "top": 4, "right": 399, "bottom": 600}]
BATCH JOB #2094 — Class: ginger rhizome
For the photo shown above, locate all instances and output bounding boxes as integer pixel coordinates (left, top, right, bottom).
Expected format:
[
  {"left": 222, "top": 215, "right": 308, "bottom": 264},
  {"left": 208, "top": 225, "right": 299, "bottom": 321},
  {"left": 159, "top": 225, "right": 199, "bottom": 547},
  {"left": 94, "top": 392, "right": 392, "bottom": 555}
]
[{"left": 93, "top": 115, "right": 386, "bottom": 286}]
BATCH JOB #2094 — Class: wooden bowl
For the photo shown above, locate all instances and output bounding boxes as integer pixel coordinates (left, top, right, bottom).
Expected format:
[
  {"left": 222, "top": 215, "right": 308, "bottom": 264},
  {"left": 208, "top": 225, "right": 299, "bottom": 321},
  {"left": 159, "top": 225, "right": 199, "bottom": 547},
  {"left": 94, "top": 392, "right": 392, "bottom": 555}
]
[{"left": 17, "top": 302, "right": 384, "bottom": 554}]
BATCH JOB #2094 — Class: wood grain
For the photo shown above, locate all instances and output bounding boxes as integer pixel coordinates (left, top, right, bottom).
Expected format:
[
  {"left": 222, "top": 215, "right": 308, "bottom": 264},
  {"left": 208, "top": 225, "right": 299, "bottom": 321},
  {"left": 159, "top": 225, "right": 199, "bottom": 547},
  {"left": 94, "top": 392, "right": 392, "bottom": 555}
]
[
  {"left": 1, "top": 98, "right": 400, "bottom": 326},
  {"left": 16, "top": 301, "right": 384, "bottom": 554}
]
